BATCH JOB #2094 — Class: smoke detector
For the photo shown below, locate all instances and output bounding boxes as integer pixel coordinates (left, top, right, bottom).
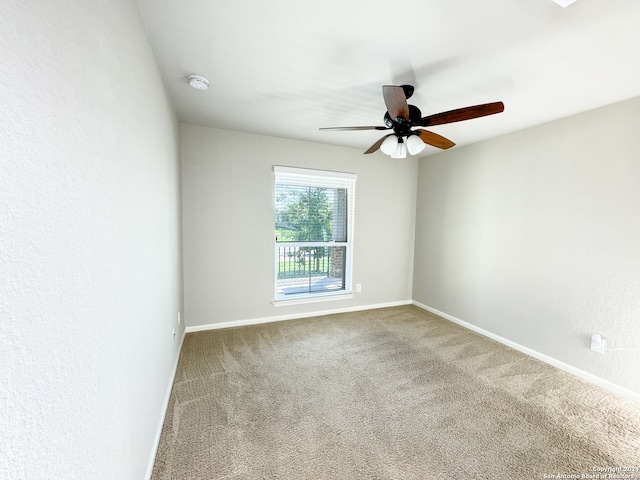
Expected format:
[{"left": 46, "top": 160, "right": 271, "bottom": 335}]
[
  {"left": 552, "top": 0, "right": 577, "bottom": 7},
  {"left": 188, "top": 75, "right": 209, "bottom": 91}
]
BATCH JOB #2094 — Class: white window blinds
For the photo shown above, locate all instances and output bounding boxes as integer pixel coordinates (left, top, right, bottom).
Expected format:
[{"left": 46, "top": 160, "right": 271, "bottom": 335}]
[{"left": 274, "top": 166, "right": 356, "bottom": 300}]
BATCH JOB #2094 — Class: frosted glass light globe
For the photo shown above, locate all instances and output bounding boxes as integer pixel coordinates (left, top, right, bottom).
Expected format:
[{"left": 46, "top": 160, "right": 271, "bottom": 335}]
[
  {"left": 380, "top": 135, "right": 398, "bottom": 155},
  {"left": 406, "top": 134, "right": 426, "bottom": 155}
]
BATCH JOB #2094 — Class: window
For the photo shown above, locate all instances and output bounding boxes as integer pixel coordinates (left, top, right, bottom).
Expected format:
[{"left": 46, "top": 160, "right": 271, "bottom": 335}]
[{"left": 274, "top": 166, "right": 356, "bottom": 301}]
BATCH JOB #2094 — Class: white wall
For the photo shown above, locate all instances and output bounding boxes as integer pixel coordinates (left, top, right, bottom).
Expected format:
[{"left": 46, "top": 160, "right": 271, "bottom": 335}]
[
  {"left": 180, "top": 124, "right": 417, "bottom": 327},
  {"left": 413, "top": 96, "right": 640, "bottom": 395},
  {"left": 0, "top": 1, "right": 183, "bottom": 479}
]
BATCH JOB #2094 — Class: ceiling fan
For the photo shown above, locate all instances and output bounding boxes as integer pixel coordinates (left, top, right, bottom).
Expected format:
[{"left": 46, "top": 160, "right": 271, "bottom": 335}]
[{"left": 320, "top": 85, "right": 504, "bottom": 158}]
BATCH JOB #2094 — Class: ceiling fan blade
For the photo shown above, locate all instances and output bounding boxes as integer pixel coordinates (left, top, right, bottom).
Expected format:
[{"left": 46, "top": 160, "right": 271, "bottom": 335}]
[
  {"left": 417, "top": 101, "right": 504, "bottom": 127},
  {"left": 382, "top": 85, "right": 409, "bottom": 121},
  {"left": 415, "top": 129, "right": 455, "bottom": 150},
  {"left": 319, "top": 126, "right": 389, "bottom": 131},
  {"left": 364, "top": 134, "right": 393, "bottom": 154}
]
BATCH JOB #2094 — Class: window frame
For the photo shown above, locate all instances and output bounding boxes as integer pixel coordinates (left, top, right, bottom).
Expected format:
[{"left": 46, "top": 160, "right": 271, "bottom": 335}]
[{"left": 273, "top": 166, "right": 357, "bottom": 304}]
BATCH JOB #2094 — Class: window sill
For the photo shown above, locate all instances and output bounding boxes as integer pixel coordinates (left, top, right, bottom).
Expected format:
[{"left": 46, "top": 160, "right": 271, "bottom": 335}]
[{"left": 272, "top": 292, "right": 354, "bottom": 307}]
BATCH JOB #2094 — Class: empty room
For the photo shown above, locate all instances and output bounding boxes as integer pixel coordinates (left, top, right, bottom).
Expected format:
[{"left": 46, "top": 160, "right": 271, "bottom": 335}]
[{"left": 2, "top": 0, "right": 640, "bottom": 479}]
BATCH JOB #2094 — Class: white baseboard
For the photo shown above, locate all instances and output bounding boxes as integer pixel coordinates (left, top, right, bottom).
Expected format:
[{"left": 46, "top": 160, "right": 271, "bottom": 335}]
[
  {"left": 185, "top": 300, "right": 413, "bottom": 333},
  {"left": 412, "top": 301, "right": 640, "bottom": 404},
  {"left": 145, "top": 328, "right": 186, "bottom": 480}
]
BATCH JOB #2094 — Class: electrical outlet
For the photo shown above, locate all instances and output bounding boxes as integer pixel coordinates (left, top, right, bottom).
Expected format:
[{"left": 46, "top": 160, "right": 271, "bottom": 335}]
[
  {"left": 356, "top": 283, "right": 362, "bottom": 293},
  {"left": 177, "top": 311, "right": 181, "bottom": 325}
]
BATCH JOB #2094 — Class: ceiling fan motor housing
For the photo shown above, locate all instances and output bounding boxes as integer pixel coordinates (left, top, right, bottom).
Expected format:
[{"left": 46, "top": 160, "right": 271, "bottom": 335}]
[{"left": 385, "top": 104, "right": 423, "bottom": 136}]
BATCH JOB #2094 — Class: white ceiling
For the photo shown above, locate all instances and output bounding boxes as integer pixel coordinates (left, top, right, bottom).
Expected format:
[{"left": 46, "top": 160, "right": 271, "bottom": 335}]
[{"left": 136, "top": 0, "right": 640, "bottom": 156}]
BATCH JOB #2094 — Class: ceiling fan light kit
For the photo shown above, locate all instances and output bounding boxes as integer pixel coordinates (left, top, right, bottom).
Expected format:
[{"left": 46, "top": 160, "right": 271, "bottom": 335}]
[
  {"left": 320, "top": 85, "right": 504, "bottom": 157},
  {"left": 381, "top": 134, "right": 426, "bottom": 158}
]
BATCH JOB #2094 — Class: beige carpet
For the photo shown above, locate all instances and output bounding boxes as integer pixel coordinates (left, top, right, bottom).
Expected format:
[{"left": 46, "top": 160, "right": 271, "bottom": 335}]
[{"left": 151, "top": 305, "right": 640, "bottom": 479}]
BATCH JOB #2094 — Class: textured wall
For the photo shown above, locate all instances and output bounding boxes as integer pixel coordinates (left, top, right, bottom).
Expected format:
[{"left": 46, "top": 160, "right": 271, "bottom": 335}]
[
  {"left": 0, "top": 1, "right": 183, "bottom": 479},
  {"left": 413, "top": 96, "right": 640, "bottom": 395},
  {"left": 180, "top": 124, "right": 418, "bottom": 327}
]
